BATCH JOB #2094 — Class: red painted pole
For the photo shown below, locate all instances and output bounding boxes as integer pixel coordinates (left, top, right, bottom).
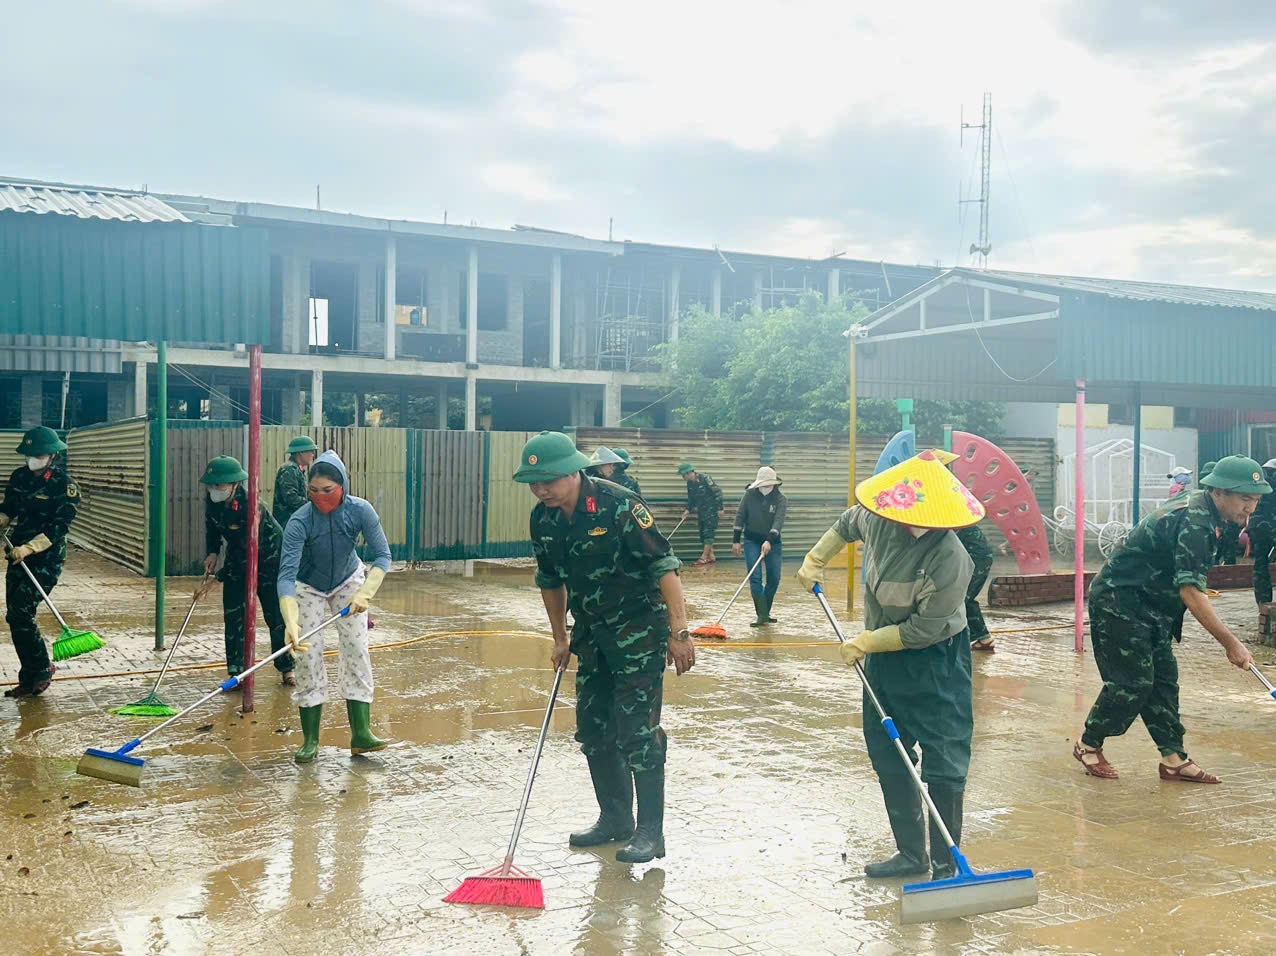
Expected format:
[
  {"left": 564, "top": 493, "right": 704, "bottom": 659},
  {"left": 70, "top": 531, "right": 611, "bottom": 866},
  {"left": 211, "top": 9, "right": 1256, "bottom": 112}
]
[
  {"left": 243, "top": 345, "right": 263, "bottom": 712},
  {"left": 1074, "top": 379, "right": 1086, "bottom": 653}
]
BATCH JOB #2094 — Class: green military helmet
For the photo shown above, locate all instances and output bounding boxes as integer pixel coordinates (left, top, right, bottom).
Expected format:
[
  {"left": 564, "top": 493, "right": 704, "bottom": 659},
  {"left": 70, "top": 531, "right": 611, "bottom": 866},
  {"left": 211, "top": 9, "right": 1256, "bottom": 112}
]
[
  {"left": 1199, "top": 455, "right": 1272, "bottom": 494},
  {"left": 612, "top": 448, "right": 633, "bottom": 467},
  {"left": 514, "top": 431, "right": 592, "bottom": 483},
  {"left": 1199, "top": 460, "right": 1217, "bottom": 481},
  {"left": 286, "top": 435, "right": 318, "bottom": 454},
  {"left": 15, "top": 425, "right": 67, "bottom": 457},
  {"left": 200, "top": 455, "right": 249, "bottom": 485},
  {"left": 587, "top": 446, "right": 624, "bottom": 469},
  {"left": 677, "top": 462, "right": 695, "bottom": 476}
]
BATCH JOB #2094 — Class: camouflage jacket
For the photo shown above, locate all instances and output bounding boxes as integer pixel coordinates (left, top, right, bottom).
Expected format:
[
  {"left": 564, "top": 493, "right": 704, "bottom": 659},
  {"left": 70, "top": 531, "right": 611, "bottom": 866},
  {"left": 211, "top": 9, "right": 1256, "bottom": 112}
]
[
  {"left": 1251, "top": 467, "right": 1276, "bottom": 529},
  {"left": 272, "top": 461, "right": 308, "bottom": 527},
  {"left": 613, "top": 471, "right": 643, "bottom": 498},
  {"left": 1091, "top": 489, "right": 1223, "bottom": 613},
  {"left": 206, "top": 486, "right": 283, "bottom": 580},
  {"left": 832, "top": 506, "right": 973, "bottom": 649},
  {"left": 685, "top": 474, "right": 723, "bottom": 515},
  {"left": 954, "top": 523, "right": 994, "bottom": 576},
  {"left": 532, "top": 475, "right": 681, "bottom": 627},
  {"left": 0, "top": 464, "right": 79, "bottom": 549}
]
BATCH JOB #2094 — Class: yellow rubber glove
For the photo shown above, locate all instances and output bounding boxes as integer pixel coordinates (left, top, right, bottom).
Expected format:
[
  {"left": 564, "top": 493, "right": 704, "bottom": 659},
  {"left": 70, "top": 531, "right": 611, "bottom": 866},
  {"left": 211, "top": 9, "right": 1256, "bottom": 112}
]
[
  {"left": 8, "top": 533, "right": 52, "bottom": 563},
  {"left": 0, "top": 513, "right": 10, "bottom": 533},
  {"left": 279, "top": 595, "right": 309, "bottom": 652},
  {"left": 839, "top": 624, "right": 905, "bottom": 668},
  {"left": 349, "top": 567, "right": 386, "bottom": 614},
  {"left": 796, "top": 528, "right": 847, "bottom": 592}
]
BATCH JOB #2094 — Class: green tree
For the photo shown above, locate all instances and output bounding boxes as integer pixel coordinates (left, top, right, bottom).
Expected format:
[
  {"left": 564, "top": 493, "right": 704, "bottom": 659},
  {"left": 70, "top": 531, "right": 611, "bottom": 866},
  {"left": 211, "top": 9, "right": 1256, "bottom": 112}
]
[{"left": 661, "top": 294, "right": 1004, "bottom": 439}]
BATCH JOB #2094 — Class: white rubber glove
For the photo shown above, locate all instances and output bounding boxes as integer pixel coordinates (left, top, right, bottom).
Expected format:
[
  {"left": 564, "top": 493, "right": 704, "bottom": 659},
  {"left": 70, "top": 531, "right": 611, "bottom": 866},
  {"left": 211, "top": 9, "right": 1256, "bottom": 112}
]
[
  {"left": 8, "top": 534, "right": 52, "bottom": 564},
  {"left": 349, "top": 567, "right": 386, "bottom": 614},
  {"left": 280, "top": 595, "right": 308, "bottom": 652}
]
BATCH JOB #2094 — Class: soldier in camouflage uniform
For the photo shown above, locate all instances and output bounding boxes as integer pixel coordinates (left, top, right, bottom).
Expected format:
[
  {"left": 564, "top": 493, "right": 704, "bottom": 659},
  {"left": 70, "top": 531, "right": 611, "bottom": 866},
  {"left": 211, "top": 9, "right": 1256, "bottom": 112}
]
[
  {"left": 1, "top": 427, "right": 79, "bottom": 698},
  {"left": 200, "top": 456, "right": 295, "bottom": 684},
  {"left": 272, "top": 436, "right": 317, "bottom": 527},
  {"left": 678, "top": 462, "right": 724, "bottom": 565},
  {"left": 1248, "top": 458, "right": 1276, "bottom": 606},
  {"left": 518, "top": 431, "right": 694, "bottom": 864},
  {"left": 1199, "top": 461, "right": 1241, "bottom": 564},
  {"left": 955, "top": 523, "right": 996, "bottom": 652},
  {"left": 611, "top": 448, "right": 643, "bottom": 498},
  {"left": 1073, "top": 456, "right": 1269, "bottom": 784}
]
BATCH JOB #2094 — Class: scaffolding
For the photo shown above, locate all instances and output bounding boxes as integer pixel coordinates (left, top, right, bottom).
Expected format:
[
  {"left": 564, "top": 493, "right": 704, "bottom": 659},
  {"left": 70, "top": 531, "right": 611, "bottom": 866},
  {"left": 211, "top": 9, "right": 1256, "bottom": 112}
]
[{"left": 593, "top": 266, "right": 667, "bottom": 371}]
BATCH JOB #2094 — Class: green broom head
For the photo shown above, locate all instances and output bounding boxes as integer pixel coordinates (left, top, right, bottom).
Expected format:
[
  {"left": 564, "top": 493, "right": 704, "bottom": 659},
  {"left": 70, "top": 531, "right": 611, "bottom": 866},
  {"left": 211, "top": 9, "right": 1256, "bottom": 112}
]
[
  {"left": 110, "top": 692, "right": 178, "bottom": 718},
  {"left": 51, "top": 626, "right": 106, "bottom": 661}
]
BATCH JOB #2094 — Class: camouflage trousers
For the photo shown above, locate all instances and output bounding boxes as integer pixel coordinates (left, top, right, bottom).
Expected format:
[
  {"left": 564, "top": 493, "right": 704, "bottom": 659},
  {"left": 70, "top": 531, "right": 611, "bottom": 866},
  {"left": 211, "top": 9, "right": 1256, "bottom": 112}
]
[
  {"left": 572, "top": 614, "right": 669, "bottom": 772},
  {"left": 221, "top": 571, "right": 293, "bottom": 677},
  {"left": 1082, "top": 587, "right": 1185, "bottom": 758},
  {"left": 965, "top": 558, "right": 992, "bottom": 643},
  {"left": 4, "top": 551, "right": 62, "bottom": 688},
  {"left": 1250, "top": 515, "right": 1274, "bottom": 605},
  {"left": 696, "top": 513, "right": 719, "bottom": 546}
]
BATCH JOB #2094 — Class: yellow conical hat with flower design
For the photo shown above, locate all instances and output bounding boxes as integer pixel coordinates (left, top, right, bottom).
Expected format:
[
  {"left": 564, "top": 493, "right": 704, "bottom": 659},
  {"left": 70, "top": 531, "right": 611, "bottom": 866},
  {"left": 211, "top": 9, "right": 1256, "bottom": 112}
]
[{"left": 854, "top": 449, "right": 984, "bottom": 529}]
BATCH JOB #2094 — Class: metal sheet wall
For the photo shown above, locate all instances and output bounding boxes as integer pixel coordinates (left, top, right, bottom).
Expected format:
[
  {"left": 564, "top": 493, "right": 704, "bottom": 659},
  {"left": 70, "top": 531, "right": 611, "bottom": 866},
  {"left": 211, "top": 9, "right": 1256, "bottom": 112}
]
[
  {"left": 412, "top": 430, "right": 484, "bottom": 559},
  {"left": 66, "top": 417, "right": 149, "bottom": 573},
  {"left": 164, "top": 421, "right": 244, "bottom": 575},
  {"left": 0, "top": 335, "right": 123, "bottom": 373},
  {"left": 485, "top": 430, "right": 536, "bottom": 556}
]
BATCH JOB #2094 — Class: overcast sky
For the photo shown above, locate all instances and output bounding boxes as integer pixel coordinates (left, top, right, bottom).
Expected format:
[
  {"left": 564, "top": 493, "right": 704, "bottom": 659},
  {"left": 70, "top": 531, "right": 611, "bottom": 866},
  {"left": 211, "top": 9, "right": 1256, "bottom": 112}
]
[{"left": 5, "top": 0, "right": 1275, "bottom": 288}]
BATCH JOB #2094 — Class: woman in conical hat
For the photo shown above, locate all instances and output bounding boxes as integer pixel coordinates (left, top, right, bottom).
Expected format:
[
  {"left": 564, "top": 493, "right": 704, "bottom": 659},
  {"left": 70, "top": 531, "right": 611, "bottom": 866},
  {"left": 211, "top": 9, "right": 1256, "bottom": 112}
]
[{"left": 796, "top": 450, "right": 984, "bottom": 883}]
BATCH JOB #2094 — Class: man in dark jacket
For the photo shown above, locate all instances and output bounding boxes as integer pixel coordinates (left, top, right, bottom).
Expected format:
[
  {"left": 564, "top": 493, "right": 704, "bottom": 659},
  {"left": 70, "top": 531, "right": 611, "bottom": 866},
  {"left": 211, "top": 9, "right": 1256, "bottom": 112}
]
[
  {"left": 733, "top": 466, "right": 787, "bottom": 626},
  {"left": 273, "top": 436, "right": 317, "bottom": 527}
]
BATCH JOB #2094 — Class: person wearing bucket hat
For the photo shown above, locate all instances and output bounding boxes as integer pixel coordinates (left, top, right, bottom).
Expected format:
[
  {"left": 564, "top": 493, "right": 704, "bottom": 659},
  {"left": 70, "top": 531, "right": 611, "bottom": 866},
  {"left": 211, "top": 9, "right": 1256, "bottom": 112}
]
[
  {"left": 1, "top": 426, "right": 79, "bottom": 698},
  {"left": 796, "top": 449, "right": 981, "bottom": 881},
  {"left": 610, "top": 448, "right": 643, "bottom": 497},
  {"left": 732, "top": 466, "right": 787, "bottom": 626},
  {"left": 519, "top": 431, "right": 693, "bottom": 864},
  {"left": 273, "top": 436, "right": 318, "bottom": 527},
  {"left": 1249, "top": 458, "right": 1276, "bottom": 606},
  {"left": 200, "top": 456, "right": 295, "bottom": 686},
  {"left": 1197, "top": 461, "right": 1241, "bottom": 565},
  {"left": 1073, "top": 455, "right": 1270, "bottom": 785},
  {"left": 679, "top": 463, "right": 724, "bottom": 565},
  {"left": 586, "top": 446, "right": 625, "bottom": 482}
]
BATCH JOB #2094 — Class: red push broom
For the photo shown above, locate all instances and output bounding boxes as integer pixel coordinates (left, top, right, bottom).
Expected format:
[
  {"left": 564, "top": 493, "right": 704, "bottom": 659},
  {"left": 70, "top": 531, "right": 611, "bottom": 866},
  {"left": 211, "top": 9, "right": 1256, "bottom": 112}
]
[
  {"left": 691, "top": 550, "right": 766, "bottom": 640},
  {"left": 444, "top": 666, "right": 565, "bottom": 909}
]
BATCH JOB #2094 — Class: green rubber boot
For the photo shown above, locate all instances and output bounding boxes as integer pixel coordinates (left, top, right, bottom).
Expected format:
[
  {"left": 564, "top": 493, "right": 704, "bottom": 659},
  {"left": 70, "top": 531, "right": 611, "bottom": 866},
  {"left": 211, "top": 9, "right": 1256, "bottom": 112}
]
[
  {"left": 294, "top": 705, "right": 322, "bottom": 763},
  {"left": 347, "top": 699, "right": 389, "bottom": 755}
]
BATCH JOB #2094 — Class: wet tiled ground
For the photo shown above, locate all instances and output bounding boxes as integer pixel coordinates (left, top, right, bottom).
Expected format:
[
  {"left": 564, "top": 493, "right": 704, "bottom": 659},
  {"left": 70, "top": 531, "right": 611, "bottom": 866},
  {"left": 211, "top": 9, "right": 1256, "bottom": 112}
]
[{"left": 2, "top": 551, "right": 1275, "bottom": 954}]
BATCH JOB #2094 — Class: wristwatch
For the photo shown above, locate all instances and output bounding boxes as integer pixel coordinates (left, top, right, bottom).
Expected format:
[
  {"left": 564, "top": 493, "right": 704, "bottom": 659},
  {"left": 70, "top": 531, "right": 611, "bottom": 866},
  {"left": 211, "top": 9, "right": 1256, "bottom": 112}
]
[{"left": 673, "top": 628, "right": 690, "bottom": 642}]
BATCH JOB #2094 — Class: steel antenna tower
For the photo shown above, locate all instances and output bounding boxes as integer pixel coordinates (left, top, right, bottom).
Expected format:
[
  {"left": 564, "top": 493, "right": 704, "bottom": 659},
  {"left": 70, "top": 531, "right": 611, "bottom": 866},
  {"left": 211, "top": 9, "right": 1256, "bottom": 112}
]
[{"left": 961, "top": 92, "right": 992, "bottom": 267}]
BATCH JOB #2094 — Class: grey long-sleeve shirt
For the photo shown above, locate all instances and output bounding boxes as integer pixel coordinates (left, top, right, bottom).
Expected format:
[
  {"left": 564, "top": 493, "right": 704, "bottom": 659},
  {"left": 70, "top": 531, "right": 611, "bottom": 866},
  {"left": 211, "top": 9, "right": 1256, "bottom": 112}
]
[{"left": 832, "top": 506, "right": 973, "bottom": 649}]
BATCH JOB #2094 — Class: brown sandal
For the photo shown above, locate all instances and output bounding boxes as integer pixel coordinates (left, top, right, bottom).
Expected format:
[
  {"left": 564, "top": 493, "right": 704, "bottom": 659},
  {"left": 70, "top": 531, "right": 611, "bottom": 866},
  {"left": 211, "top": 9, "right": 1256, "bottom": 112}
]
[
  {"left": 1159, "top": 759, "right": 1220, "bottom": 784},
  {"left": 1073, "top": 742, "right": 1119, "bottom": 779},
  {"left": 971, "top": 638, "right": 996, "bottom": 653}
]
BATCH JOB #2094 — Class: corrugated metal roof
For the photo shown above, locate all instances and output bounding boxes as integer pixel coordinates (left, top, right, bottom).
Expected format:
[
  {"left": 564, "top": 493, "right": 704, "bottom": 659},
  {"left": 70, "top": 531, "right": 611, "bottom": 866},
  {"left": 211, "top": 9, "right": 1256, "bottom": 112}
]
[
  {"left": 0, "top": 180, "right": 189, "bottom": 223},
  {"left": 967, "top": 268, "right": 1276, "bottom": 312}
]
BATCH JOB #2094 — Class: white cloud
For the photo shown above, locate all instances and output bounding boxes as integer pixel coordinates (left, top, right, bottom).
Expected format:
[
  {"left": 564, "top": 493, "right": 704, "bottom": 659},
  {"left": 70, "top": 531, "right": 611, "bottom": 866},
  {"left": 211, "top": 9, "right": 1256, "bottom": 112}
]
[{"left": 480, "top": 163, "right": 569, "bottom": 202}]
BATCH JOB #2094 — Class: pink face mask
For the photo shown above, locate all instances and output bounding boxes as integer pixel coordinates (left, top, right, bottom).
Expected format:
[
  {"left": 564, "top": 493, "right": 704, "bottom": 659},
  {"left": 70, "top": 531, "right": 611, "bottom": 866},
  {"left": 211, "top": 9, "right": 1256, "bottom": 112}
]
[{"left": 310, "top": 486, "right": 344, "bottom": 514}]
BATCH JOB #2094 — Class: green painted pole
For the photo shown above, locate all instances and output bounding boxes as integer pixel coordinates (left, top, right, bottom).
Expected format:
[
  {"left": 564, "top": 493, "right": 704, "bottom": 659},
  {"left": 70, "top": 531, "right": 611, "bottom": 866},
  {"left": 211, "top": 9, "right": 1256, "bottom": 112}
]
[
  {"left": 154, "top": 340, "right": 167, "bottom": 651},
  {"left": 943, "top": 423, "right": 953, "bottom": 453}
]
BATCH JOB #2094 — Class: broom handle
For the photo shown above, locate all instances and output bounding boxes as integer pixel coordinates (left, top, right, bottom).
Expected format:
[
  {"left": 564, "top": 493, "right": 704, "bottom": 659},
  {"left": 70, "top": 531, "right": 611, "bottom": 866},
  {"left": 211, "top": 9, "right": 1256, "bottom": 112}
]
[
  {"left": 713, "top": 551, "right": 767, "bottom": 626},
  {"left": 1250, "top": 663, "right": 1276, "bottom": 699},
  {"left": 145, "top": 582, "right": 207, "bottom": 696},
  {"left": 118, "top": 608, "right": 350, "bottom": 754},
  {"left": 812, "top": 584, "right": 972, "bottom": 877},
  {"left": 667, "top": 515, "right": 687, "bottom": 538},
  {"left": 3, "top": 533, "right": 71, "bottom": 632},
  {"left": 501, "top": 666, "right": 565, "bottom": 875}
]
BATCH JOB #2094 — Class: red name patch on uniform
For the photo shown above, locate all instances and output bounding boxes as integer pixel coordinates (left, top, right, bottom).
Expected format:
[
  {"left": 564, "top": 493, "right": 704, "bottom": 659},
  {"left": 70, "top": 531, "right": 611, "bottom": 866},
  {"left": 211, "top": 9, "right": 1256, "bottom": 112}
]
[{"left": 585, "top": 497, "right": 598, "bottom": 514}]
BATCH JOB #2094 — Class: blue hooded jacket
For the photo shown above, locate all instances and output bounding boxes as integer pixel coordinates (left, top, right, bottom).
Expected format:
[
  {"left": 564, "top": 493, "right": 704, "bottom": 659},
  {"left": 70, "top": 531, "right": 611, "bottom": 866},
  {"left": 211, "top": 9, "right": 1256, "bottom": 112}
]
[{"left": 277, "top": 450, "right": 392, "bottom": 597}]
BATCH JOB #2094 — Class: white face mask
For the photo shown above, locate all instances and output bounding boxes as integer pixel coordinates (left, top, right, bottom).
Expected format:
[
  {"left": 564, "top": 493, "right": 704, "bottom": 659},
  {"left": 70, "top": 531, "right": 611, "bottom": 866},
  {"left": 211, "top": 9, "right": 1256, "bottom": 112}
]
[
  {"left": 209, "top": 488, "right": 233, "bottom": 503},
  {"left": 26, "top": 455, "right": 52, "bottom": 472}
]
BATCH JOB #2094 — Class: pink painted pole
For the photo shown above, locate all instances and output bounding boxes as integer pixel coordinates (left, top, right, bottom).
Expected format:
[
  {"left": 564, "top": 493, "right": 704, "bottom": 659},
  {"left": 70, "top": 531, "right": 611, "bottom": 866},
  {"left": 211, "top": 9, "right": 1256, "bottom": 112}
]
[
  {"left": 1074, "top": 379, "right": 1086, "bottom": 653},
  {"left": 243, "top": 345, "right": 263, "bottom": 713}
]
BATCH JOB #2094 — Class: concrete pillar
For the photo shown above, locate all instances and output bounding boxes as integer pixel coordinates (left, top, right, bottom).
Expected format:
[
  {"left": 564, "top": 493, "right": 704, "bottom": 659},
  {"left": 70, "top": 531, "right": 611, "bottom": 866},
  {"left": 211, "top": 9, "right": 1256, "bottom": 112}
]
[
  {"left": 436, "top": 382, "right": 449, "bottom": 430},
  {"left": 384, "top": 237, "right": 397, "bottom": 361},
  {"left": 827, "top": 267, "right": 840, "bottom": 305},
  {"left": 668, "top": 264, "right": 680, "bottom": 342},
  {"left": 280, "top": 388, "right": 304, "bottom": 426},
  {"left": 752, "top": 271, "right": 764, "bottom": 312},
  {"left": 569, "top": 388, "right": 592, "bottom": 426},
  {"left": 19, "top": 375, "right": 43, "bottom": 427},
  {"left": 132, "top": 360, "right": 148, "bottom": 418},
  {"left": 550, "top": 253, "right": 562, "bottom": 370},
  {"left": 573, "top": 281, "right": 588, "bottom": 368},
  {"left": 311, "top": 369, "right": 324, "bottom": 426},
  {"left": 603, "top": 382, "right": 622, "bottom": 427},
  {"left": 107, "top": 380, "right": 128, "bottom": 421},
  {"left": 711, "top": 269, "right": 722, "bottom": 316},
  {"left": 466, "top": 246, "right": 479, "bottom": 366},
  {"left": 464, "top": 375, "right": 477, "bottom": 431},
  {"left": 282, "top": 254, "right": 309, "bottom": 354}
]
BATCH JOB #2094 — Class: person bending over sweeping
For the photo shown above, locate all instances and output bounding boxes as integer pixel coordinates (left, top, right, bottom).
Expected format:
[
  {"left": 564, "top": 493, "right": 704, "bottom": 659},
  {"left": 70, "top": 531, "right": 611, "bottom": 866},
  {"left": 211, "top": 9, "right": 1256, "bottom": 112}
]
[
  {"left": 733, "top": 466, "right": 787, "bottom": 627},
  {"left": 517, "top": 431, "right": 694, "bottom": 864},
  {"left": 273, "top": 435, "right": 317, "bottom": 527},
  {"left": 797, "top": 450, "right": 979, "bottom": 882},
  {"left": 277, "top": 451, "right": 393, "bottom": 763},
  {"left": 955, "top": 523, "right": 995, "bottom": 652},
  {"left": 198, "top": 455, "right": 295, "bottom": 686},
  {"left": 0, "top": 426, "right": 79, "bottom": 698},
  {"left": 1072, "top": 455, "right": 1268, "bottom": 783},
  {"left": 678, "top": 463, "right": 723, "bottom": 565}
]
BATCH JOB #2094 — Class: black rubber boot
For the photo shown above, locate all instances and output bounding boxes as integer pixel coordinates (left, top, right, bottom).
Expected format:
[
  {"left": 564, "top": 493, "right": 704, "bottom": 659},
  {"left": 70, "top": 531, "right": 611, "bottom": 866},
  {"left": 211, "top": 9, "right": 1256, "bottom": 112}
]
[
  {"left": 749, "top": 593, "right": 768, "bottom": 627},
  {"left": 616, "top": 768, "right": 665, "bottom": 863},
  {"left": 927, "top": 783, "right": 964, "bottom": 881},
  {"left": 764, "top": 593, "right": 778, "bottom": 623},
  {"left": 569, "top": 752, "right": 635, "bottom": 847},
  {"left": 864, "top": 775, "right": 929, "bottom": 878}
]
